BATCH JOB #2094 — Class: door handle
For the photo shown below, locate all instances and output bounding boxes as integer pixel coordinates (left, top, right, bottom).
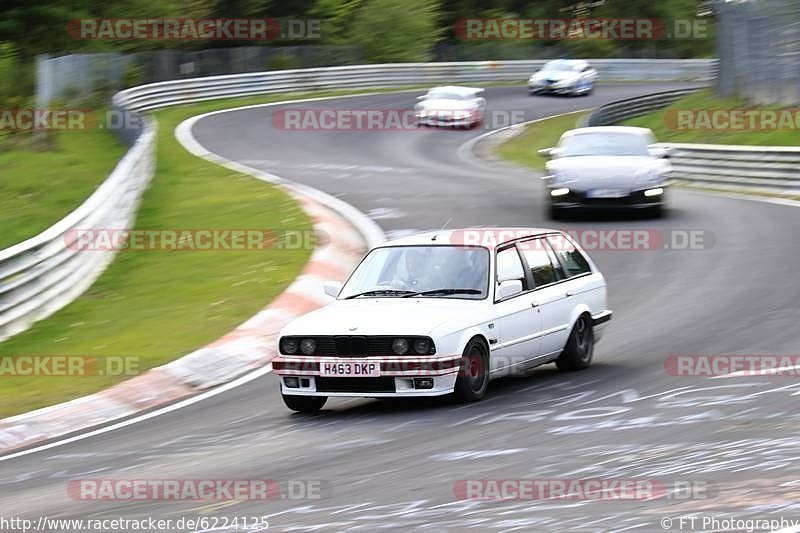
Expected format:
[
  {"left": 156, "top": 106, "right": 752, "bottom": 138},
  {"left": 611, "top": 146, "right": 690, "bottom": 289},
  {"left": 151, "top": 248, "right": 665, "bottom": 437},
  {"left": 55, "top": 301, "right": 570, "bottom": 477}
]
[
  {"left": 565, "top": 291, "right": 573, "bottom": 297},
  {"left": 531, "top": 301, "right": 541, "bottom": 308}
]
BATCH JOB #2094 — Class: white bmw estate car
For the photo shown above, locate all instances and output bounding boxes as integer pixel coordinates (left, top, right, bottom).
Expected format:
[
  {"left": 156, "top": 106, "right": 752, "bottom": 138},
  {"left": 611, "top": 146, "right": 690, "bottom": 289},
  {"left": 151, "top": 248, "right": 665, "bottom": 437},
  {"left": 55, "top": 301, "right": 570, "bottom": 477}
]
[
  {"left": 273, "top": 228, "right": 612, "bottom": 412},
  {"left": 540, "top": 126, "right": 671, "bottom": 218},
  {"left": 414, "top": 86, "right": 486, "bottom": 128},
  {"left": 528, "top": 59, "right": 597, "bottom": 96}
]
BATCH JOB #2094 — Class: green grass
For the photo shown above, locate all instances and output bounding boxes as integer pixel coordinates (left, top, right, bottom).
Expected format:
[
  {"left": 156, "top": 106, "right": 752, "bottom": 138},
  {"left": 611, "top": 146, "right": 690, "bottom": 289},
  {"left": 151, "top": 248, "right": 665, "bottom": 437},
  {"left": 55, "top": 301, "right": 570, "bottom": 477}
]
[
  {"left": 0, "top": 129, "right": 126, "bottom": 250},
  {"left": 495, "top": 111, "right": 587, "bottom": 171},
  {"left": 0, "top": 92, "right": 364, "bottom": 417},
  {"left": 623, "top": 89, "right": 800, "bottom": 146}
]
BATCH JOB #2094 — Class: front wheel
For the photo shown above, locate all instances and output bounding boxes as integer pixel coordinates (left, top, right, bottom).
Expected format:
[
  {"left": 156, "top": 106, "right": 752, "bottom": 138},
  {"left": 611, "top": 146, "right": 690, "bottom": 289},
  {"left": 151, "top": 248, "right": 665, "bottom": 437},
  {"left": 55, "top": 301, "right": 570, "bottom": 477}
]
[
  {"left": 555, "top": 314, "right": 594, "bottom": 371},
  {"left": 454, "top": 338, "right": 490, "bottom": 402},
  {"left": 282, "top": 393, "right": 327, "bottom": 413}
]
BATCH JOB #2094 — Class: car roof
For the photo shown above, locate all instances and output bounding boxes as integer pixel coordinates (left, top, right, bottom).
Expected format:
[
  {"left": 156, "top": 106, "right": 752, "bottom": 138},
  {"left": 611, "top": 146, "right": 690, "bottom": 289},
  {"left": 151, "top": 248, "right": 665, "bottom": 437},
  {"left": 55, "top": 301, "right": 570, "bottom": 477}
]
[
  {"left": 425, "top": 85, "right": 484, "bottom": 97},
  {"left": 561, "top": 126, "right": 654, "bottom": 138},
  {"left": 544, "top": 59, "right": 588, "bottom": 67},
  {"left": 377, "top": 227, "right": 559, "bottom": 250}
]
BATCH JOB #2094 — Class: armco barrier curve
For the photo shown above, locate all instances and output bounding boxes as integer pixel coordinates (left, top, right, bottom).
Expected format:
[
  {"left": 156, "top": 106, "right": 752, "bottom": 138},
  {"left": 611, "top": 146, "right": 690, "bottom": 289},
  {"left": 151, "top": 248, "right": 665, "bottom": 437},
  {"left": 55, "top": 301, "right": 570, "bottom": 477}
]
[
  {"left": 0, "top": 118, "right": 156, "bottom": 342},
  {"left": 585, "top": 89, "right": 800, "bottom": 192}
]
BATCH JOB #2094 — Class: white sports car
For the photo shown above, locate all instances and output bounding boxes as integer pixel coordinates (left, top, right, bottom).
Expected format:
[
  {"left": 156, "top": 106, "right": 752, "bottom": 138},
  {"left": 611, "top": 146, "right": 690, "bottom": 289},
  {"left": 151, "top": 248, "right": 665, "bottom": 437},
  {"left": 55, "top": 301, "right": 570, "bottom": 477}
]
[
  {"left": 414, "top": 86, "right": 486, "bottom": 128},
  {"left": 528, "top": 59, "right": 597, "bottom": 96},
  {"left": 540, "top": 126, "right": 672, "bottom": 218},
  {"left": 273, "top": 228, "right": 612, "bottom": 412}
]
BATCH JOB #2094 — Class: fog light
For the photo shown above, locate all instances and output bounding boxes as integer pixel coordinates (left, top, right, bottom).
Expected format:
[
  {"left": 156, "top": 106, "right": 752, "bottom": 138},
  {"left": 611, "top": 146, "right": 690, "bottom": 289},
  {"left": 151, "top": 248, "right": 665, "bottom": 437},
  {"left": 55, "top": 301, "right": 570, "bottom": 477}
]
[
  {"left": 284, "top": 377, "right": 299, "bottom": 388},
  {"left": 414, "top": 378, "right": 434, "bottom": 389},
  {"left": 551, "top": 188, "right": 570, "bottom": 197},
  {"left": 644, "top": 187, "right": 664, "bottom": 197}
]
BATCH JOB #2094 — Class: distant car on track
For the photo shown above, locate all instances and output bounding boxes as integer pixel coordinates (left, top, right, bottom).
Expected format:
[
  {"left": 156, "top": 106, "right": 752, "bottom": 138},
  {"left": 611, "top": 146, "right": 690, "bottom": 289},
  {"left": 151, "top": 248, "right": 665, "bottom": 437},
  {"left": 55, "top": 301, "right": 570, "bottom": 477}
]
[
  {"left": 540, "top": 126, "right": 671, "bottom": 217},
  {"left": 273, "top": 228, "right": 612, "bottom": 412},
  {"left": 414, "top": 86, "right": 486, "bottom": 128},
  {"left": 528, "top": 59, "right": 597, "bottom": 96}
]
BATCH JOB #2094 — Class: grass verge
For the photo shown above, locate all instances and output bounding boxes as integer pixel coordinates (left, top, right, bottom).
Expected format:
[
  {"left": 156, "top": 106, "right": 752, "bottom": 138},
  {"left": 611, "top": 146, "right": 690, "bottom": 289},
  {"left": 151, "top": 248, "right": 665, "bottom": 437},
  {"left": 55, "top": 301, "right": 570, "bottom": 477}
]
[
  {"left": 0, "top": 91, "right": 400, "bottom": 417},
  {"left": 494, "top": 111, "right": 587, "bottom": 171},
  {"left": 0, "top": 129, "right": 126, "bottom": 250},
  {"left": 623, "top": 89, "right": 800, "bottom": 146}
]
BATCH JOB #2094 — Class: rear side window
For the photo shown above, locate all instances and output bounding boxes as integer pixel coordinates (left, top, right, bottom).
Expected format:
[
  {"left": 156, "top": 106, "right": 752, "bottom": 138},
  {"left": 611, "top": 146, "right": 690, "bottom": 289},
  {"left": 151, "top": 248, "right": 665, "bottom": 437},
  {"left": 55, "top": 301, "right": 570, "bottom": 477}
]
[
  {"left": 518, "top": 239, "right": 562, "bottom": 287},
  {"left": 547, "top": 235, "right": 591, "bottom": 277}
]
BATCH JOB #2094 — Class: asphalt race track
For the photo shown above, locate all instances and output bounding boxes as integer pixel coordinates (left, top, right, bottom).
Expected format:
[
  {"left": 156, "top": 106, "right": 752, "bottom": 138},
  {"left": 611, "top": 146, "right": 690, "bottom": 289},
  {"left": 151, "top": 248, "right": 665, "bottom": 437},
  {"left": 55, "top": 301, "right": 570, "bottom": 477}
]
[{"left": 3, "top": 84, "right": 800, "bottom": 532}]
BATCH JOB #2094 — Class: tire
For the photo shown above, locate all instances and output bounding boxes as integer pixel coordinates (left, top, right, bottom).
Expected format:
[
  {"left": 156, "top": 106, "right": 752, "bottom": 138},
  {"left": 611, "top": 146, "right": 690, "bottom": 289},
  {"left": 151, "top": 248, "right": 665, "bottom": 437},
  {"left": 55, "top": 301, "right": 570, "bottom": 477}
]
[
  {"left": 555, "top": 314, "right": 594, "bottom": 371},
  {"left": 454, "top": 338, "right": 490, "bottom": 402},
  {"left": 549, "top": 203, "right": 563, "bottom": 220},
  {"left": 282, "top": 393, "right": 327, "bottom": 413}
]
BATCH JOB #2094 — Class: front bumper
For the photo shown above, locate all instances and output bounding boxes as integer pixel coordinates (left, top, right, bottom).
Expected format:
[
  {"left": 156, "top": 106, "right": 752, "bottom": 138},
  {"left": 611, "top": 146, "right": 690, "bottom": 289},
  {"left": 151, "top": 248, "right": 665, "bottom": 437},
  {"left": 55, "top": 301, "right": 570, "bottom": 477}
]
[
  {"left": 529, "top": 83, "right": 577, "bottom": 95},
  {"left": 549, "top": 187, "right": 666, "bottom": 209},
  {"left": 416, "top": 113, "right": 477, "bottom": 127},
  {"left": 273, "top": 355, "right": 461, "bottom": 397}
]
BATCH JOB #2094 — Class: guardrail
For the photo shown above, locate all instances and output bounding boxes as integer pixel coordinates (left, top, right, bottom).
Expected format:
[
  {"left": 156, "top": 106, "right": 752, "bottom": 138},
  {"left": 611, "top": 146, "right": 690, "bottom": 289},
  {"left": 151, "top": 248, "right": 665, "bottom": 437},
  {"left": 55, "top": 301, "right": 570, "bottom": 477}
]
[
  {"left": 585, "top": 89, "right": 800, "bottom": 192},
  {"left": 0, "top": 119, "right": 156, "bottom": 341},
  {"left": 114, "top": 59, "right": 717, "bottom": 111},
  {"left": 1, "top": 58, "right": 718, "bottom": 341}
]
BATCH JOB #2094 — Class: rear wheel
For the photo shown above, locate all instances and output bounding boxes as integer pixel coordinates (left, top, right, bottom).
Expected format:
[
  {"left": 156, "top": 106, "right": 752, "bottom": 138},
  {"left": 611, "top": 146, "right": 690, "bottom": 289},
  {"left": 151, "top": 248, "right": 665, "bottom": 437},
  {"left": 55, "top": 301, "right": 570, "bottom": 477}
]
[
  {"left": 282, "top": 393, "right": 327, "bottom": 413},
  {"left": 454, "top": 338, "right": 490, "bottom": 402},
  {"left": 556, "top": 314, "right": 594, "bottom": 371}
]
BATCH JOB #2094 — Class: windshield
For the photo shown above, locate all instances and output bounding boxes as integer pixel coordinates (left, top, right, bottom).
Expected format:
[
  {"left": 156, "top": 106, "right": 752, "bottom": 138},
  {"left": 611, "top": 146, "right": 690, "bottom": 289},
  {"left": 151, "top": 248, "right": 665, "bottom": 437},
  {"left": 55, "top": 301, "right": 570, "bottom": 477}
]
[
  {"left": 542, "top": 61, "right": 579, "bottom": 73},
  {"left": 340, "top": 245, "right": 490, "bottom": 299},
  {"left": 559, "top": 132, "right": 651, "bottom": 157},
  {"left": 425, "top": 90, "right": 472, "bottom": 100}
]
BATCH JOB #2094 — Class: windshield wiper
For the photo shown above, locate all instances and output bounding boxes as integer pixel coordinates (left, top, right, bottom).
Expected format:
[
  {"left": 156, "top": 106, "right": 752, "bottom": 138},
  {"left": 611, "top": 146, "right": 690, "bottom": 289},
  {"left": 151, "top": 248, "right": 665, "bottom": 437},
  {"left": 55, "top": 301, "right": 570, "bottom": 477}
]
[
  {"left": 344, "top": 289, "right": 417, "bottom": 299},
  {"left": 403, "top": 288, "right": 483, "bottom": 297}
]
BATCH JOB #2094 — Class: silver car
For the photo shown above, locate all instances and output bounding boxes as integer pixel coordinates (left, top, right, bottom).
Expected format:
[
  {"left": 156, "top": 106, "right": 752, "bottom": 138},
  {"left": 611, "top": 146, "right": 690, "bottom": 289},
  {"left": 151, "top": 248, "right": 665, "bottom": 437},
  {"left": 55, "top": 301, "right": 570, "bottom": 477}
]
[
  {"left": 540, "top": 126, "right": 671, "bottom": 218},
  {"left": 415, "top": 86, "right": 486, "bottom": 128},
  {"left": 528, "top": 59, "right": 597, "bottom": 96}
]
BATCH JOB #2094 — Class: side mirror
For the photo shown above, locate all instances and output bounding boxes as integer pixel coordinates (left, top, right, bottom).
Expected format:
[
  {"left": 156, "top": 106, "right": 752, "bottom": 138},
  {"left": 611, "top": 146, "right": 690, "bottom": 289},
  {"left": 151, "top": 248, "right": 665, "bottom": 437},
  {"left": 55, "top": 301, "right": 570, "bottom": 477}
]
[
  {"left": 539, "top": 147, "right": 558, "bottom": 158},
  {"left": 416, "top": 95, "right": 427, "bottom": 101},
  {"left": 323, "top": 281, "right": 343, "bottom": 298},
  {"left": 497, "top": 279, "right": 523, "bottom": 300}
]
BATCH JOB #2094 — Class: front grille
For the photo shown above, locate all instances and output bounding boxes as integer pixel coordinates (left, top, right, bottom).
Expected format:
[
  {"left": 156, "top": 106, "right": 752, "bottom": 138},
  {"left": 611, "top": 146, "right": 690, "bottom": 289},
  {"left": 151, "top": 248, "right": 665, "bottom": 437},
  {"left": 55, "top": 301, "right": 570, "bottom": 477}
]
[
  {"left": 315, "top": 377, "right": 396, "bottom": 393},
  {"left": 280, "top": 336, "right": 435, "bottom": 357}
]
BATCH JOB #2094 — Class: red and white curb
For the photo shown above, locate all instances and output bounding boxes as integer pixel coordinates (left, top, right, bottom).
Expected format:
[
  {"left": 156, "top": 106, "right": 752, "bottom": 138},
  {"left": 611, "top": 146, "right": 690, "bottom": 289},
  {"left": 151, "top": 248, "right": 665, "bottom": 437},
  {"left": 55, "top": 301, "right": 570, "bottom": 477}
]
[{"left": 0, "top": 102, "right": 385, "bottom": 457}]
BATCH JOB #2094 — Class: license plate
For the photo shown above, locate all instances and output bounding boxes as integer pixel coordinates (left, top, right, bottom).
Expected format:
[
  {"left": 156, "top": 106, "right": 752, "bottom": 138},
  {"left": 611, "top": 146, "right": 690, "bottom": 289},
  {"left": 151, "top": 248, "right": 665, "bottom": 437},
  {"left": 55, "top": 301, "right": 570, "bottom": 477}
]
[
  {"left": 319, "top": 359, "right": 381, "bottom": 377},
  {"left": 586, "top": 189, "right": 628, "bottom": 198}
]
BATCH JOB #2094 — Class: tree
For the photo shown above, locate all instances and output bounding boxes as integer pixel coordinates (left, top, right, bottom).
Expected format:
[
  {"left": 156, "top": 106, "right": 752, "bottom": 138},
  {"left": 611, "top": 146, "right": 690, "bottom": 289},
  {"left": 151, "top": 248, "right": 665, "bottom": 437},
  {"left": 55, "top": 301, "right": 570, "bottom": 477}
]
[{"left": 349, "top": 0, "right": 443, "bottom": 62}]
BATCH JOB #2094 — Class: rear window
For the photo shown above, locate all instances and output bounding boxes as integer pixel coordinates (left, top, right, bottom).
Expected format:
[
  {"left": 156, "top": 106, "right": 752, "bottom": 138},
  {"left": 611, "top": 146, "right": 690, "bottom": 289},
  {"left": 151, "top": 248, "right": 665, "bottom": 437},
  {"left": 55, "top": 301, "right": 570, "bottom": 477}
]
[{"left": 547, "top": 236, "right": 591, "bottom": 278}]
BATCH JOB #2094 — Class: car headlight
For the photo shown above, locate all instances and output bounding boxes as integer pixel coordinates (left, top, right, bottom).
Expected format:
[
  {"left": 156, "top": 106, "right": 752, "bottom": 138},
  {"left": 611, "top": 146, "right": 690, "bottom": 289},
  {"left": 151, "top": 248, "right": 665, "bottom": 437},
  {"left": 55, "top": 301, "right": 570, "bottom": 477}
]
[
  {"left": 300, "top": 338, "right": 316, "bottom": 355},
  {"left": 392, "top": 338, "right": 409, "bottom": 355},
  {"left": 281, "top": 337, "right": 299, "bottom": 354},
  {"left": 413, "top": 338, "right": 431, "bottom": 354}
]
